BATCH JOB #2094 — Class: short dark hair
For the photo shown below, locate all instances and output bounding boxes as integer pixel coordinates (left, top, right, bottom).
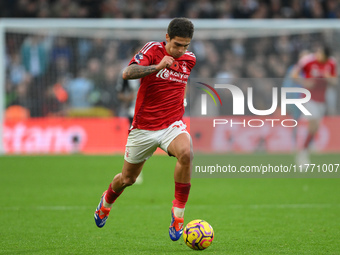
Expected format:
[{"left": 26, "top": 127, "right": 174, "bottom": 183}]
[{"left": 167, "top": 18, "right": 194, "bottom": 40}]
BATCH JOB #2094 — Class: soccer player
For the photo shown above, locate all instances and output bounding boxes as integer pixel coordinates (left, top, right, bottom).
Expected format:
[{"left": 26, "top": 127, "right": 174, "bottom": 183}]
[
  {"left": 94, "top": 18, "right": 196, "bottom": 242},
  {"left": 282, "top": 50, "right": 309, "bottom": 150},
  {"left": 292, "top": 45, "right": 337, "bottom": 165}
]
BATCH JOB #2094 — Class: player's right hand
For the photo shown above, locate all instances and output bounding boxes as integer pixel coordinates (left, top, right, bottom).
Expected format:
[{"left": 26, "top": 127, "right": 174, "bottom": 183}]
[{"left": 156, "top": 56, "right": 174, "bottom": 70}]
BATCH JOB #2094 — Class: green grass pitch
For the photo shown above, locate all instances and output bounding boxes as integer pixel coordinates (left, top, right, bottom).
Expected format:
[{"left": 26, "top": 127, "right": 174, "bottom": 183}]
[{"left": 1, "top": 154, "right": 340, "bottom": 254}]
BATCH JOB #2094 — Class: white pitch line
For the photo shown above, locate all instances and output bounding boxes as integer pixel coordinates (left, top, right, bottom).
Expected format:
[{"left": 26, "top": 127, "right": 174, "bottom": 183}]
[
  {"left": 0, "top": 206, "right": 93, "bottom": 211},
  {"left": 232, "top": 204, "right": 337, "bottom": 209},
  {"left": 0, "top": 204, "right": 339, "bottom": 211},
  {"left": 36, "top": 206, "right": 92, "bottom": 210},
  {"left": 192, "top": 204, "right": 340, "bottom": 209}
]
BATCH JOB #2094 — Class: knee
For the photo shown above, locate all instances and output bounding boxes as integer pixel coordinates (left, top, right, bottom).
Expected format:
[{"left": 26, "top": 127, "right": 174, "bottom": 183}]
[
  {"left": 121, "top": 175, "right": 136, "bottom": 187},
  {"left": 177, "top": 148, "right": 193, "bottom": 166}
]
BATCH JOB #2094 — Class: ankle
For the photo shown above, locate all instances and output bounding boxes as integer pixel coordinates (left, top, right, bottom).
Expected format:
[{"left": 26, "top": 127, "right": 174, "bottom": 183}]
[{"left": 173, "top": 207, "right": 185, "bottom": 218}]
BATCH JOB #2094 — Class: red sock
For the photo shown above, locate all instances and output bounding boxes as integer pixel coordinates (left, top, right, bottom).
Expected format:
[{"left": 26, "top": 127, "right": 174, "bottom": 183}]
[
  {"left": 105, "top": 184, "right": 123, "bottom": 204},
  {"left": 172, "top": 182, "right": 191, "bottom": 209},
  {"left": 303, "top": 133, "right": 314, "bottom": 149}
]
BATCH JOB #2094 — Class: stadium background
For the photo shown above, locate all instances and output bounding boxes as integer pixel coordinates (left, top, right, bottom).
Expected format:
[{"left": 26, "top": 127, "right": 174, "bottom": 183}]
[
  {"left": 2, "top": 1, "right": 340, "bottom": 154},
  {"left": 1, "top": 1, "right": 340, "bottom": 255}
]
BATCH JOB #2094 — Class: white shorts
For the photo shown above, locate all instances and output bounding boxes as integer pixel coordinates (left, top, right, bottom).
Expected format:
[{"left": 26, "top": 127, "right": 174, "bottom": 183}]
[
  {"left": 124, "top": 120, "right": 189, "bottom": 164},
  {"left": 303, "top": 100, "right": 326, "bottom": 120}
]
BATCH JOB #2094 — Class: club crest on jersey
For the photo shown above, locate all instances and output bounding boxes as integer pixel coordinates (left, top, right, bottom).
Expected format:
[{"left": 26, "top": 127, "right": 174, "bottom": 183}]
[
  {"left": 182, "top": 62, "right": 187, "bottom": 72},
  {"left": 125, "top": 147, "right": 130, "bottom": 158},
  {"left": 134, "top": 52, "right": 144, "bottom": 64}
]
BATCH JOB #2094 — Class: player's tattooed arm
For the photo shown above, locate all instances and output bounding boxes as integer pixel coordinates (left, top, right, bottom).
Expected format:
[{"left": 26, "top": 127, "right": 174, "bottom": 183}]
[
  {"left": 122, "top": 56, "right": 174, "bottom": 80},
  {"left": 122, "top": 64, "right": 158, "bottom": 80}
]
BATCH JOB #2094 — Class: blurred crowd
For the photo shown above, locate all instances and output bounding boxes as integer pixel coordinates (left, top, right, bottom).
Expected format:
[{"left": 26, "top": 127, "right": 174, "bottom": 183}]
[
  {"left": 2, "top": 0, "right": 340, "bottom": 119},
  {"left": 5, "top": 31, "right": 338, "bottom": 119},
  {"left": 5, "top": 33, "right": 142, "bottom": 118},
  {"left": 1, "top": 0, "right": 340, "bottom": 19}
]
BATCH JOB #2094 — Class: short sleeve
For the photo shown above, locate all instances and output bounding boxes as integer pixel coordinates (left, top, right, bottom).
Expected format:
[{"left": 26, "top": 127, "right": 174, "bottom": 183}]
[{"left": 128, "top": 42, "right": 155, "bottom": 66}]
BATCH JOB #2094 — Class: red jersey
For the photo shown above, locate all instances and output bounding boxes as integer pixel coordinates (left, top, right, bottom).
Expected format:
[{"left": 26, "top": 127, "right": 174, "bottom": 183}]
[
  {"left": 298, "top": 54, "right": 337, "bottom": 102},
  {"left": 128, "top": 41, "right": 196, "bottom": 130}
]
